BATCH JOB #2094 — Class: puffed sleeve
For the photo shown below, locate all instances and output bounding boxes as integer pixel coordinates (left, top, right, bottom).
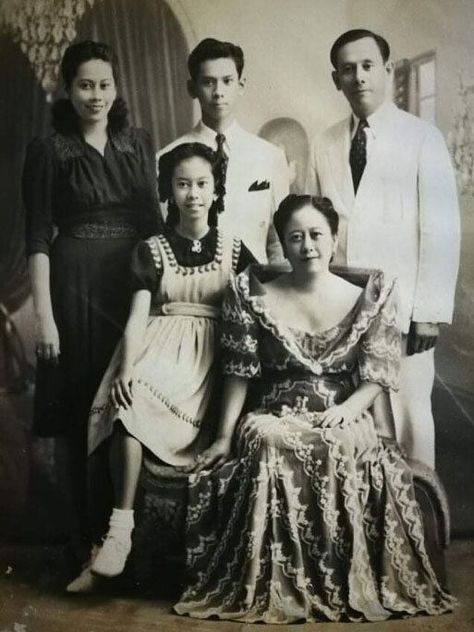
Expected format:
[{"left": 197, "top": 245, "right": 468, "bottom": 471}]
[
  {"left": 221, "top": 276, "right": 261, "bottom": 378},
  {"left": 130, "top": 240, "right": 161, "bottom": 294},
  {"left": 358, "top": 274, "right": 401, "bottom": 391},
  {"left": 23, "top": 137, "right": 56, "bottom": 256},
  {"left": 133, "top": 128, "right": 164, "bottom": 237}
]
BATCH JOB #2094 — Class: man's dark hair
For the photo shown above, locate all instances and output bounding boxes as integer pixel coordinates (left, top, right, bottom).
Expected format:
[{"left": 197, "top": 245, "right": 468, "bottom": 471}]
[
  {"left": 188, "top": 38, "right": 244, "bottom": 81},
  {"left": 330, "top": 29, "right": 390, "bottom": 69}
]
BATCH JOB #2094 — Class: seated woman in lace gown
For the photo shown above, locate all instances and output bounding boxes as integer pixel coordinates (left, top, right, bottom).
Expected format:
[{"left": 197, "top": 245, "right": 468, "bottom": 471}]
[{"left": 174, "top": 194, "right": 455, "bottom": 624}]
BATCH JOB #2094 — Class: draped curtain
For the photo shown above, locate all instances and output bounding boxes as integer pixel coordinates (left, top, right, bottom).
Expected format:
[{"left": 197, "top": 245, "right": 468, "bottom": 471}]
[
  {"left": 0, "top": 33, "right": 51, "bottom": 388},
  {"left": 0, "top": 0, "right": 192, "bottom": 537},
  {"left": 0, "top": 34, "right": 51, "bottom": 313},
  {"left": 75, "top": 0, "right": 193, "bottom": 150}
]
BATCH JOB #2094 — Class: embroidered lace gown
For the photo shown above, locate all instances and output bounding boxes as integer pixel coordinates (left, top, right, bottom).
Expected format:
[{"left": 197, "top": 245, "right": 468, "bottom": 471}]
[
  {"left": 174, "top": 266, "right": 455, "bottom": 623},
  {"left": 88, "top": 229, "right": 251, "bottom": 467}
]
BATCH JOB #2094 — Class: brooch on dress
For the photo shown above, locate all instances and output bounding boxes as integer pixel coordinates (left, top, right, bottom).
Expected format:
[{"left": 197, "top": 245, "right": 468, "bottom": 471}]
[{"left": 191, "top": 239, "right": 202, "bottom": 254}]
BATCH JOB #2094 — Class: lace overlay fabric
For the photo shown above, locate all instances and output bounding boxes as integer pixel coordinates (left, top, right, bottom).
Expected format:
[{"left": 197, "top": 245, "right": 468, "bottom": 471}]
[{"left": 174, "top": 267, "right": 455, "bottom": 623}]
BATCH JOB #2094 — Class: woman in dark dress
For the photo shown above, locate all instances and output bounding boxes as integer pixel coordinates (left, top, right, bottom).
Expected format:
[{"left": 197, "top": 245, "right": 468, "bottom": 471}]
[{"left": 22, "top": 40, "right": 161, "bottom": 565}]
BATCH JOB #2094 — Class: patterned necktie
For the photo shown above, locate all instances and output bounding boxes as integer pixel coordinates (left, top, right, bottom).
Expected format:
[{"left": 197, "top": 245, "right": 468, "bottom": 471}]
[
  {"left": 215, "top": 133, "right": 228, "bottom": 214},
  {"left": 349, "top": 119, "right": 368, "bottom": 194}
]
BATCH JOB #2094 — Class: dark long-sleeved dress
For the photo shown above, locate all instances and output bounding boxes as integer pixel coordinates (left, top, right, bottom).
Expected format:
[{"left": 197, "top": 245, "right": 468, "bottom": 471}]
[{"left": 23, "top": 127, "right": 161, "bottom": 539}]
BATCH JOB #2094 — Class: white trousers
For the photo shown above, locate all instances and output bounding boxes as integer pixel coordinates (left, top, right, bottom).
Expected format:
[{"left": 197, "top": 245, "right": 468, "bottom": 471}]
[{"left": 373, "top": 340, "right": 435, "bottom": 468}]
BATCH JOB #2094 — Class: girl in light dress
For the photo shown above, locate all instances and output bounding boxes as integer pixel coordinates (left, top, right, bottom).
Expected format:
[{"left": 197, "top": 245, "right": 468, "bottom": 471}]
[{"left": 82, "top": 142, "right": 254, "bottom": 582}]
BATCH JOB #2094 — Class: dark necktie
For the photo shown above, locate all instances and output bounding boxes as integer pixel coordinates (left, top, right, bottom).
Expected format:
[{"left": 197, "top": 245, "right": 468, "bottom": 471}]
[
  {"left": 349, "top": 119, "right": 368, "bottom": 194},
  {"left": 215, "top": 133, "right": 228, "bottom": 214}
]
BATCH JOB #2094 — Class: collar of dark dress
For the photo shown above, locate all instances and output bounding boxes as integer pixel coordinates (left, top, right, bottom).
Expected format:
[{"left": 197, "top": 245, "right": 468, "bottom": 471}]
[
  {"left": 51, "top": 128, "right": 136, "bottom": 161},
  {"left": 166, "top": 226, "right": 215, "bottom": 247},
  {"left": 108, "top": 129, "right": 136, "bottom": 155}
]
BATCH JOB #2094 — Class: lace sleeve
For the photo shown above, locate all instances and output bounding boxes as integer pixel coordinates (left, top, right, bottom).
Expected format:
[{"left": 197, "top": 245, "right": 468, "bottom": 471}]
[
  {"left": 358, "top": 277, "right": 401, "bottom": 391},
  {"left": 221, "top": 277, "right": 260, "bottom": 378}
]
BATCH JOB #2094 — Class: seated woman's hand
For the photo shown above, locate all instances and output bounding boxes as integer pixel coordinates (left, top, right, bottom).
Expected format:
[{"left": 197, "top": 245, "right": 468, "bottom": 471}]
[
  {"left": 318, "top": 404, "right": 357, "bottom": 428},
  {"left": 192, "top": 437, "right": 232, "bottom": 473},
  {"left": 110, "top": 368, "right": 134, "bottom": 410}
]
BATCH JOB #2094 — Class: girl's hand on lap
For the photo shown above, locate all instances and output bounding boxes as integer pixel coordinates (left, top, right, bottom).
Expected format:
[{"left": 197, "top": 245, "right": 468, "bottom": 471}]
[{"left": 110, "top": 369, "right": 134, "bottom": 409}]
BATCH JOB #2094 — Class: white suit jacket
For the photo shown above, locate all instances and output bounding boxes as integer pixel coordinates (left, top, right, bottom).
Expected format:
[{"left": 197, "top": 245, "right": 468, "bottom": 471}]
[
  {"left": 157, "top": 120, "right": 290, "bottom": 263},
  {"left": 306, "top": 102, "right": 460, "bottom": 332}
]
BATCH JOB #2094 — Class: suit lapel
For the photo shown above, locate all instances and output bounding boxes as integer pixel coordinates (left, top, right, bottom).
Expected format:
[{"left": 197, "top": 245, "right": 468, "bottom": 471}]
[
  {"left": 355, "top": 103, "right": 398, "bottom": 198},
  {"left": 327, "top": 118, "right": 354, "bottom": 216}
]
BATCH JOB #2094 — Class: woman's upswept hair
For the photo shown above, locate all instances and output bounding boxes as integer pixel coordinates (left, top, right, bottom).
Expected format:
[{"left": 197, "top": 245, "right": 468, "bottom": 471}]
[
  {"left": 52, "top": 40, "right": 128, "bottom": 133},
  {"left": 60, "top": 40, "right": 119, "bottom": 89},
  {"left": 158, "top": 142, "right": 225, "bottom": 228},
  {"left": 274, "top": 194, "right": 339, "bottom": 243}
]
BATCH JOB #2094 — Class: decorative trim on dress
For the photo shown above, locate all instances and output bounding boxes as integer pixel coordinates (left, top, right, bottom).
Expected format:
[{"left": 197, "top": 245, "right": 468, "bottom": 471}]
[
  {"left": 61, "top": 221, "right": 138, "bottom": 239},
  {"left": 146, "top": 236, "right": 163, "bottom": 273},
  {"left": 232, "top": 269, "right": 398, "bottom": 389},
  {"left": 156, "top": 230, "right": 224, "bottom": 275},
  {"left": 51, "top": 133, "right": 84, "bottom": 161},
  {"left": 51, "top": 128, "right": 138, "bottom": 162},
  {"left": 231, "top": 237, "right": 241, "bottom": 272},
  {"left": 137, "top": 378, "right": 202, "bottom": 428},
  {"left": 109, "top": 129, "right": 137, "bottom": 154}
]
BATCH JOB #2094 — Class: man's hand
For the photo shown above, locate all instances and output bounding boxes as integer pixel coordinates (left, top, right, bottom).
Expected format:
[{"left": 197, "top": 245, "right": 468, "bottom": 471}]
[{"left": 407, "top": 322, "right": 440, "bottom": 355}]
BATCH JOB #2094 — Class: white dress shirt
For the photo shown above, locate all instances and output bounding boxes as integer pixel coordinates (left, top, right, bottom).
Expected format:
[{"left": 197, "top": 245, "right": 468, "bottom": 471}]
[{"left": 157, "top": 120, "right": 290, "bottom": 263}]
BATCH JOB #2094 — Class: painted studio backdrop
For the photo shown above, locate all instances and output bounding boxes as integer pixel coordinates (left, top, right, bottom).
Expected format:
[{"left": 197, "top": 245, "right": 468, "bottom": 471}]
[{"left": 0, "top": 0, "right": 473, "bottom": 539}]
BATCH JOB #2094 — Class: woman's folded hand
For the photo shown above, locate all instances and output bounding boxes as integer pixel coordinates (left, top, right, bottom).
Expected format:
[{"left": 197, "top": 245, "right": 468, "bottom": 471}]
[
  {"left": 192, "top": 437, "right": 232, "bottom": 473},
  {"left": 318, "top": 404, "right": 357, "bottom": 428}
]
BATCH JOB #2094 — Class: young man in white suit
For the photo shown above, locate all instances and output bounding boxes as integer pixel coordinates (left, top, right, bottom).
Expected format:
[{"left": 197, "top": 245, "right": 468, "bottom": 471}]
[
  {"left": 306, "top": 29, "right": 460, "bottom": 468},
  {"left": 157, "top": 38, "right": 289, "bottom": 263}
]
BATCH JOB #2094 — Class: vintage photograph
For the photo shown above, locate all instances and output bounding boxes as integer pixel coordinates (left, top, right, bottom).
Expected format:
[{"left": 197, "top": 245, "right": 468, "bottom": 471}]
[{"left": 0, "top": 0, "right": 473, "bottom": 630}]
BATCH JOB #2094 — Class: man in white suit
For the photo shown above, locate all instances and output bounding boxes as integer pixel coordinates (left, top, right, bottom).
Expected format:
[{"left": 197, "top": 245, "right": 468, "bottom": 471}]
[
  {"left": 306, "top": 29, "right": 460, "bottom": 467},
  {"left": 157, "top": 38, "right": 289, "bottom": 263}
]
